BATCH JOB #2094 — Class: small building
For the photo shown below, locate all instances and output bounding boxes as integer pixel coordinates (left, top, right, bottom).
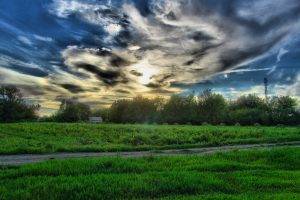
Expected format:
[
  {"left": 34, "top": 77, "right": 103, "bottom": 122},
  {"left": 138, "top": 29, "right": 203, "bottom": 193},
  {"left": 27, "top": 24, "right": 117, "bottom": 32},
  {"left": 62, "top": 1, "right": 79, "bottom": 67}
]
[{"left": 89, "top": 117, "right": 103, "bottom": 123}]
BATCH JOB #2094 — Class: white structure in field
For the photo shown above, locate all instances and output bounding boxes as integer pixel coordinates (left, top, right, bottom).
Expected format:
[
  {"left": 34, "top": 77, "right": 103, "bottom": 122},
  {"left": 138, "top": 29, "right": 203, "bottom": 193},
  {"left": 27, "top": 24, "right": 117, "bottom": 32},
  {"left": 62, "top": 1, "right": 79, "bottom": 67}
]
[{"left": 89, "top": 117, "right": 103, "bottom": 123}]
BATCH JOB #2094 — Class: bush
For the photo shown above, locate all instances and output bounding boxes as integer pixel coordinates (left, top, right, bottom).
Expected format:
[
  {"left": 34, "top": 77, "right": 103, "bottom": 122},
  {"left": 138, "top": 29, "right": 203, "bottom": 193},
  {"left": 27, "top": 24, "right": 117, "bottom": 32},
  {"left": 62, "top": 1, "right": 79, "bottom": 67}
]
[{"left": 227, "top": 108, "right": 269, "bottom": 125}]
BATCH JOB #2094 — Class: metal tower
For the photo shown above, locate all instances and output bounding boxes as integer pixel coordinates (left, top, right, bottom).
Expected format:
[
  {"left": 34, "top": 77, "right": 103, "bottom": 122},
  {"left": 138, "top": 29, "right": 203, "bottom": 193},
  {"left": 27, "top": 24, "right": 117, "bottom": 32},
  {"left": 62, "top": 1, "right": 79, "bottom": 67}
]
[{"left": 264, "top": 77, "right": 268, "bottom": 101}]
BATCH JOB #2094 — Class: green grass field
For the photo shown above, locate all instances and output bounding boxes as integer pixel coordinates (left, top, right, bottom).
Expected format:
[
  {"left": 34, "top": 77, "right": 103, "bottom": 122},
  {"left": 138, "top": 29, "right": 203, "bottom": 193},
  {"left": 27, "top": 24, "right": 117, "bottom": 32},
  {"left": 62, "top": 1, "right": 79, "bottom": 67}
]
[
  {"left": 0, "top": 123, "right": 299, "bottom": 154},
  {"left": 0, "top": 147, "right": 299, "bottom": 200}
]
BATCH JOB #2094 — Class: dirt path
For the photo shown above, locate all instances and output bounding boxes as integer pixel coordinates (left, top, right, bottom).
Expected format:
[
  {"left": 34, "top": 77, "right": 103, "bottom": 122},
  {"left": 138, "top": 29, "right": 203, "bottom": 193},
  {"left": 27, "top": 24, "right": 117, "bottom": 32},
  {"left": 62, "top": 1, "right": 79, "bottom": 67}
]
[{"left": 1, "top": 141, "right": 299, "bottom": 166}]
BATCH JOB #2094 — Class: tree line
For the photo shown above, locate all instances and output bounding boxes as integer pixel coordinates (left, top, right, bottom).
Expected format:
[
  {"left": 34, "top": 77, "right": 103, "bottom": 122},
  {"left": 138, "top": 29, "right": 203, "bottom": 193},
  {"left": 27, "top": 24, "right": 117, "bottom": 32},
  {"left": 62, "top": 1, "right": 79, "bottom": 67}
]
[
  {"left": 45, "top": 89, "right": 300, "bottom": 125},
  {"left": 102, "top": 90, "right": 299, "bottom": 125},
  {"left": 1, "top": 86, "right": 299, "bottom": 125}
]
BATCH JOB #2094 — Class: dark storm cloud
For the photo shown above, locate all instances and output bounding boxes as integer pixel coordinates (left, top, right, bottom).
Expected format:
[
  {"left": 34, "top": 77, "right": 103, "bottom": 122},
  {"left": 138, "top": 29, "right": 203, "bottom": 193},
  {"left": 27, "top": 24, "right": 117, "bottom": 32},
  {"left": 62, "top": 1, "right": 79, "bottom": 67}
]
[
  {"left": 188, "top": 31, "right": 215, "bottom": 42},
  {"left": 146, "top": 73, "right": 174, "bottom": 88},
  {"left": 59, "top": 83, "right": 85, "bottom": 94},
  {"left": 76, "top": 63, "right": 120, "bottom": 85},
  {"left": 130, "top": 70, "right": 143, "bottom": 77},
  {"left": 115, "top": 89, "right": 131, "bottom": 94},
  {"left": 109, "top": 55, "right": 131, "bottom": 68}
]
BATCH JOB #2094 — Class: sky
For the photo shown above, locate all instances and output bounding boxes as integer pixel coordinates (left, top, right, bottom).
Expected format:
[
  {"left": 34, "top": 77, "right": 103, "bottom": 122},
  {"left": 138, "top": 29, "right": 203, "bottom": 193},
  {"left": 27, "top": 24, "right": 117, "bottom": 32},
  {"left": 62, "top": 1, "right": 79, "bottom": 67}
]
[{"left": 0, "top": 0, "right": 299, "bottom": 115}]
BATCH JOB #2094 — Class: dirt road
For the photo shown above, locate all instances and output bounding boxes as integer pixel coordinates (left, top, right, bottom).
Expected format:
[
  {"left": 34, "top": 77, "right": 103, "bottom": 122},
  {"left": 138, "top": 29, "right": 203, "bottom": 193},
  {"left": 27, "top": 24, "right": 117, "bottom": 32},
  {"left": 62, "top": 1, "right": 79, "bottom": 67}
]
[{"left": 1, "top": 141, "right": 299, "bottom": 166}]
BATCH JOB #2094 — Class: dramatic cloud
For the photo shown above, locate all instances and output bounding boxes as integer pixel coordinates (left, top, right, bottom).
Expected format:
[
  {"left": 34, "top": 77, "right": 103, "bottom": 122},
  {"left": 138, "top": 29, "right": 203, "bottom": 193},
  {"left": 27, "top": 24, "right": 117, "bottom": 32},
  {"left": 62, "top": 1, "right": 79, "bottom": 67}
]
[
  {"left": 58, "top": 0, "right": 300, "bottom": 85},
  {"left": 0, "top": 0, "right": 299, "bottom": 114}
]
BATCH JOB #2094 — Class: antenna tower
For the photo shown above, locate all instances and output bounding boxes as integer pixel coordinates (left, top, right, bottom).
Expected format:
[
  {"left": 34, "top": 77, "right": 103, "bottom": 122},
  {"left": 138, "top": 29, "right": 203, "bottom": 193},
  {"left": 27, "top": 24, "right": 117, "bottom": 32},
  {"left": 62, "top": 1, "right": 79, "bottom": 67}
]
[{"left": 264, "top": 77, "right": 268, "bottom": 101}]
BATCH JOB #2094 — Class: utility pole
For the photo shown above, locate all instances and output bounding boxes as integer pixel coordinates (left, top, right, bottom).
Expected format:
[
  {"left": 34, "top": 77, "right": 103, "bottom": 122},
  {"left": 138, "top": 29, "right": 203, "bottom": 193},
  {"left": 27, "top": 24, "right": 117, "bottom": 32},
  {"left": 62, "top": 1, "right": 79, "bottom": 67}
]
[{"left": 264, "top": 77, "right": 268, "bottom": 102}]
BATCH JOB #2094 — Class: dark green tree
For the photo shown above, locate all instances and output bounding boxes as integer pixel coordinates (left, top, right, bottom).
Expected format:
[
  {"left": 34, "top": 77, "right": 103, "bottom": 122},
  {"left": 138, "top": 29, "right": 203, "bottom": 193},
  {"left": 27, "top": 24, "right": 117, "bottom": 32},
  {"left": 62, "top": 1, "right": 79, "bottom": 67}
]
[
  {"left": 269, "top": 96, "right": 299, "bottom": 125},
  {"left": 93, "top": 108, "right": 110, "bottom": 122},
  {"left": 0, "top": 86, "right": 40, "bottom": 122},
  {"left": 226, "top": 94, "right": 269, "bottom": 125},
  {"left": 231, "top": 94, "right": 267, "bottom": 110},
  {"left": 55, "top": 99, "right": 91, "bottom": 122},
  {"left": 109, "top": 99, "right": 130, "bottom": 123},
  {"left": 161, "top": 94, "right": 197, "bottom": 124},
  {"left": 197, "top": 90, "right": 227, "bottom": 124},
  {"left": 109, "top": 96, "right": 164, "bottom": 123}
]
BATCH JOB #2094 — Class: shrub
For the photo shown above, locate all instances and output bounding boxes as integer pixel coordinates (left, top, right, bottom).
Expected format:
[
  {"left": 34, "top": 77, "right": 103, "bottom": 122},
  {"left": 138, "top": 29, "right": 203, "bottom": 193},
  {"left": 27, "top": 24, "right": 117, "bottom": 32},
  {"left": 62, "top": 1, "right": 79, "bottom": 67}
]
[{"left": 228, "top": 108, "right": 269, "bottom": 125}]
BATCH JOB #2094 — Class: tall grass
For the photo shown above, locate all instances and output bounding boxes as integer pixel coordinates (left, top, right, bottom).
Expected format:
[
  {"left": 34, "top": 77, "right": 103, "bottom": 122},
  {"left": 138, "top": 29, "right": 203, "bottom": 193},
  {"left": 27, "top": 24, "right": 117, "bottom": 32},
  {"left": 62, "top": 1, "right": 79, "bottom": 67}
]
[
  {"left": 0, "top": 123, "right": 299, "bottom": 154},
  {"left": 0, "top": 147, "right": 299, "bottom": 200}
]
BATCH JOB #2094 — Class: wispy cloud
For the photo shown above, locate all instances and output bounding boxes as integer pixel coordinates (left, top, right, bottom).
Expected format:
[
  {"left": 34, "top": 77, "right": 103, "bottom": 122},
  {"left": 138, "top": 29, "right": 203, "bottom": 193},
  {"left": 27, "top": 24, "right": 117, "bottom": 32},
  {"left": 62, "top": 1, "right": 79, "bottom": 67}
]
[
  {"left": 33, "top": 35, "right": 54, "bottom": 42},
  {"left": 224, "top": 68, "right": 272, "bottom": 74},
  {"left": 268, "top": 48, "right": 289, "bottom": 75},
  {"left": 17, "top": 36, "right": 33, "bottom": 46}
]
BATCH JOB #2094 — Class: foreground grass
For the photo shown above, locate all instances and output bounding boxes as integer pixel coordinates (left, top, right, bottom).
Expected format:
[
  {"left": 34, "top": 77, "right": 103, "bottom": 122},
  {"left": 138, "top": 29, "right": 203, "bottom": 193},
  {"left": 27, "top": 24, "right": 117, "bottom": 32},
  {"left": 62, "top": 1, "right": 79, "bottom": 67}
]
[
  {"left": 0, "top": 147, "right": 299, "bottom": 199},
  {"left": 0, "top": 123, "right": 299, "bottom": 154}
]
